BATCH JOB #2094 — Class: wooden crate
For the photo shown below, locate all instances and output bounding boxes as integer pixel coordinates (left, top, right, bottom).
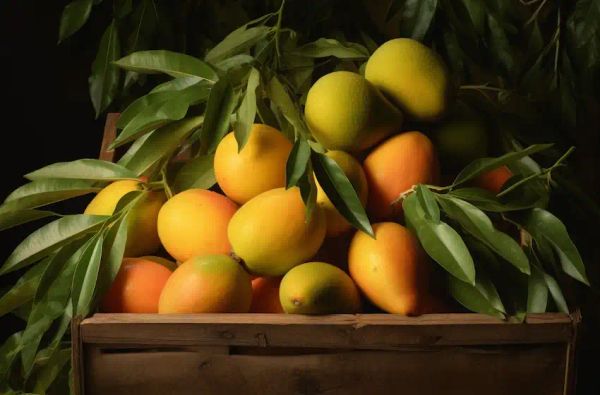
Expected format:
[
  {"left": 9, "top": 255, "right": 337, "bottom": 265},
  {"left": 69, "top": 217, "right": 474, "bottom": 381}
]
[
  {"left": 72, "top": 114, "right": 581, "bottom": 394},
  {"left": 73, "top": 313, "right": 580, "bottom": 395}
]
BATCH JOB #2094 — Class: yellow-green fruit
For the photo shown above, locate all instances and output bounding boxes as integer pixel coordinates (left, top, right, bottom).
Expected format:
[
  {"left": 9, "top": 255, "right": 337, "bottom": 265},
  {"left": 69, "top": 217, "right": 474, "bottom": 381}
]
[
  {"left": 365, "top": 38, "right": 450, "bottom": 121},
  {"left": 279, "top": 261, "right": 361, "bottom": 314},
  {"left": 316, "top": 151, "right": 368, "bottom": 237},
  {"left": 214, "top": 124, "right": 293, "bottom": 204},
  {"left": 84, "top": 180, "right": 165, "bottom": 257},
  {"left": 228, "top": 187, "right": 326, "bottom": 276},
  {"left": 304, "top": 71, "right": 403, "bottom": 152}
]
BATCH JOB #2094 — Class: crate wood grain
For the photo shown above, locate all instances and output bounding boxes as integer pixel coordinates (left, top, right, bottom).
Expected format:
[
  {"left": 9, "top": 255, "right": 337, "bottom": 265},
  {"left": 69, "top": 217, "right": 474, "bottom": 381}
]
[
  {"left": 75, "top": 312, "right": 580, "bottom": 395},
  {"left": 73, "top": 114, "right": 582, "bottom": 395}
]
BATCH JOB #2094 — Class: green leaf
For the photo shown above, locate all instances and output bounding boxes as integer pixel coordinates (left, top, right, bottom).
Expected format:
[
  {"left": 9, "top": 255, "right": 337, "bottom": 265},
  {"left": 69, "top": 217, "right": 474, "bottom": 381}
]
[
  {"left": 437, "top": 196, "right": 530, "bottom": 274},
  {"left": 403, "top": 193, "right": 475, "bottom": 284},
  {"left": 286, "top": 138, "right": 311, "bottom": 189},
  {"left": 112, "top": 82, "right": 210, "bottom": 148},
  {"left": 291, "top": 38, "right": 369, "bottom": 59},
  {"left": 117, "top": 132, "right": 151, "bottom": 168},
  {"left": 448, "top": 272, "right": 505, "bottom": 319},
  {"left": 125, "top": 116, "right": 204, "bottom": 176},
  {"left": 543, "top": 271, "right": 569, "bottom": 313},
  {"left": 1, "top": 179, "right": 99, "bottom": 214},
  {"left": 234, "top": 67, "right": 260, "bottom": 150},
  {"left": 452, "top": 144, "right": 553, "bottom": 187},
  {"left": 487, "top": 13, "right": 515, "bottom": 76},
  {"left": 0, "top": 332, "right": 22, "bottom": 383},
  {"left": 172, "top": 154, "right": 216, "bottom": 193},
  {"left": 114, "top": 50, "right": 217, "bottom": 81},
  {"left": 312, "top": 152, "right": 373, "bottom": 237},
  {"left": 0, "top": 214, "right": 107, "bottom": 275},
  {"left": 32, "top": 348, "right": 71, "bottom": 395},
  {"left": 215, "top": 54, "right": 255, "bottom": 72},
  {"left": 71, "top": 235, "right": 104, "bottom": 317},
  {"left": 205, "top": 25, "right": 271, "bottom": 64},
  {"left": 0, "top": 259, "right": 48, "bottom": 318},
  {"left": 94, "top": 214, "right": 129, "bottom": 305},
  {"left": 26, "top": 159, "right": 137, "bottom": 181},
  {"left": 297, "top": 168, "right": 317, "bottom": 221},
  {"left": 448, "top": 187, "right": 536, "bottom": 212},
  {"left": 89, "top": 20, "right": 120, "bottom": 118},
  {"left": 200, "top": 77, "right": 236, "bottom": 154},
  {"left": 20, "top": 241, "right": 86, "bottom": 375},
  {"left": 118, "top": 78, "right": 207, "bottom": 130},
  {"left": 150, "top": 76, "right": 204, "bottom": 94},
  {"left": 415, "top": 185, "right": 439, "bottom": 222},
  {"left": 528, "top": 264, "right": 548, "bottom": 313},
  {"left": 58, "top": 0, "right": 93, "bottom": 43},
  {"left": 0, "top": 209, "right": 57, "bottom": 232},
  {"left": 267, "top": 76, "right": 307, "bottom": 137},
  {"left": 390, "top": 0, "right": 438, "bottom": 40},
  {"left": 517, "top": 208, "right": 588, "bottom": 285}
]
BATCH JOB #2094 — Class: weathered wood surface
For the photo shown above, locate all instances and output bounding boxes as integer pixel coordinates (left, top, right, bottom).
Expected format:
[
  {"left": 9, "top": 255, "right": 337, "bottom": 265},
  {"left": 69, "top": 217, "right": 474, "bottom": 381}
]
[
  {"left": 83, "top": 343, "right": 567, "bottom": 395},
  {"left": 80, "top": 313, "right": 574, "bottom": 349}
]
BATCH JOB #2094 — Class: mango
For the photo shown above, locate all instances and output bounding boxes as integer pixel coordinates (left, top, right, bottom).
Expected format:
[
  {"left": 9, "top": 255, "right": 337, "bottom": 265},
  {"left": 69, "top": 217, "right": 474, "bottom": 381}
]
[
  {"left": 158, "top": 254, "right": 251, "bottom": 313},
  {"left": 228, "top": 187, "right": 326, "bottom": 276},
  {"left": 157, "top": 189, "right": 238, "bottom": 262},
  {"left": 304, "top": 71, "right": 403, "bottom": 152},
  {"left": 279, "top": 262, "right": 361, "bottom": 314},
  {"left": 85, "top": 180, "right": 165, "bottom": 257},
  {"left": 349, "top": 222, "right": 431, "bottom": 315},
  {"left": 365, "top": 38, "right": 451, "bottom": 121},
  {"left": 363, "top": 131, "right": 439, "bottom": 220},
  {"left": 214, "top": 124, "right": 292, "bottom": 204}
]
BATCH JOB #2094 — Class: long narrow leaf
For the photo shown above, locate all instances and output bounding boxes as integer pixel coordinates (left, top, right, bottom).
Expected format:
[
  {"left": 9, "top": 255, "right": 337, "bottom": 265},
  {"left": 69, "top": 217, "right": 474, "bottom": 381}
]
[
  {"left": 58, "top": 0, "right": 93, "bottom": 43},
  {"left": 124, "top": 116, "right": 204, "bottom": 175},
  {"left": 0, "top": 214, "right": 107, "bottom": 275},
  {"left": 0, "top": 209, "right": 57, "bottom": 232},
  {"left": 114, "top": 50, "right": 217, "bottom": 81},
  {"left": 234, "top": 67, "right": 260, "bottom": 150},
  {"left": 89, "top": 20, "right": 120, "bottom": 117},
  {"left": 26, "top": 160, "right": 137, "bottom": 181},
  {"left": 71, "top": 235, "right": 104, "bottom": 317},
  {"left": 200, "top": 77, "right": 236, "bottom": 153},
  {"left": 312, "top": 152, "right": 373, "bottom": 237}
]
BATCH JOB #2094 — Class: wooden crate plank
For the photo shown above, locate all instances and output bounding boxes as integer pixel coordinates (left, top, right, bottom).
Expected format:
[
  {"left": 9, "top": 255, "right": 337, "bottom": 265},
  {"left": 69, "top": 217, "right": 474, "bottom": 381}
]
[
  {"left": 84, "top": 345, "right": 229, "bottom": 395},
  {"left": 80, "top": 313, "right": 574, "bottom": 349},
  {"left": 83, "top": 345, "right": 566, "bottom": 395}
]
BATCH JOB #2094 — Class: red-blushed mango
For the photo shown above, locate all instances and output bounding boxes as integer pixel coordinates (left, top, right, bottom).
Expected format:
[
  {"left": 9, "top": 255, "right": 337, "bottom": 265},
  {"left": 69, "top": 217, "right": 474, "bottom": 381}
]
[
  {"left": 85, "top": 180, "right": 165, "bottom": 257},
  {"left": 279, "top": 262, "right": 361, "bottom": 314},
  {"left": 228, "top": 187, "right": 326, "bottom": 276},
  {"left": 363, "top": 131, "right": 439, "bottom": 220},
  {"left": 101, "top": 258, "right": 173, "bottom": 313},
  {"left": 158, "top": 255, "right": 251, "bottom": 314},
  {"left": 157, "top": 189, "right": 238, "bottom": 262},
  {"left": 214, "top": 124, "right": 293, "bottom": 204},
  {"left": 250, "top": 277, "right": 284, "bottom": 313},
  {"left": 473, "top": 166, "right": 513, "bottom": 195},
  {"left": 348, "top": 222, "right": 431, "bottom": 315}
]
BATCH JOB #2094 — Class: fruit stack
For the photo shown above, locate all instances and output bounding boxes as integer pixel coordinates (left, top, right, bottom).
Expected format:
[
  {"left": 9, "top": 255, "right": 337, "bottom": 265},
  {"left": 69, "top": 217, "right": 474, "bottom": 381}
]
[{"left": 95, "top": 39, "right": 506, "bottom": 316}]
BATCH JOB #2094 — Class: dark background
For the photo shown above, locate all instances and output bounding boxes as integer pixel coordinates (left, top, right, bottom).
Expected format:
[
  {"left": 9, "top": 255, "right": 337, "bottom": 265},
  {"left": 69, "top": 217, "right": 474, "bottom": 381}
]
[{"left": 0, "top": 1, "right": 598, "bottom": 394}]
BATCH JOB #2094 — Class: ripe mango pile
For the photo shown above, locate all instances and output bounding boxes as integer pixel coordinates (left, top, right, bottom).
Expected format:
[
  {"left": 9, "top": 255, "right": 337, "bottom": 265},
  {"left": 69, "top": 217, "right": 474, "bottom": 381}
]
[{"left": 96, "top": 39, "right": 505, "bottom": 316}]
